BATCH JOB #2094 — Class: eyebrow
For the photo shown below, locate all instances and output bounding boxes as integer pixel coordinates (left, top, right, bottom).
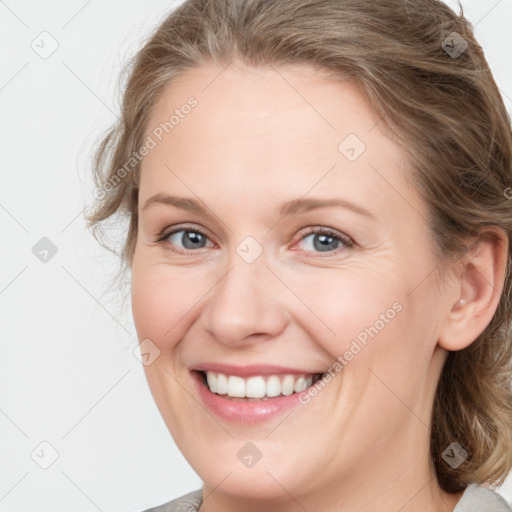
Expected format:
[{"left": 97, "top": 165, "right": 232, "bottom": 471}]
[{"left": 142, "top": 193, "right": 375, "bottom": 219}]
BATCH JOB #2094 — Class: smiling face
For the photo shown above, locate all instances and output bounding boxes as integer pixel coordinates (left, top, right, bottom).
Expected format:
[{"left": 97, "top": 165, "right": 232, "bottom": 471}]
[{"left": 131, "top": 62, "right": 458, "bottom": 508}]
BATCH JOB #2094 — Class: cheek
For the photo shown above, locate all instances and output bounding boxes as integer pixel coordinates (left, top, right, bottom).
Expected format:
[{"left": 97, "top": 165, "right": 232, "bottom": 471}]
[
  {"left": 131, "top": 259, "right": 198, "bottom": 348},
  {"left": 285, "top": 266, "right": 406, "bottom": 357},
  {"left": 288, "top": 264, "right": 434, "bottom": 409}
]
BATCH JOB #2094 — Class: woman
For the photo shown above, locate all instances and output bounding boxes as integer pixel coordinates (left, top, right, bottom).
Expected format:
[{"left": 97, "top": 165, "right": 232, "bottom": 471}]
[{"left": 87, "top": 0, "right": 512, "bottom": 510}]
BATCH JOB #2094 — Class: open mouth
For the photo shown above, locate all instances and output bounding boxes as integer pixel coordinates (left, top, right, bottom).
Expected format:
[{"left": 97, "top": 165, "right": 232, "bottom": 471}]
[{"left": 195, "top": 370, "right": 325, "bottom": 401}]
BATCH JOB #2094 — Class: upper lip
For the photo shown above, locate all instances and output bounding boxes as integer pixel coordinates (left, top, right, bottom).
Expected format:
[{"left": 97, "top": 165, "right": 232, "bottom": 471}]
[{"left": 191, "top": 363, "right": 324, "bottom": 378}]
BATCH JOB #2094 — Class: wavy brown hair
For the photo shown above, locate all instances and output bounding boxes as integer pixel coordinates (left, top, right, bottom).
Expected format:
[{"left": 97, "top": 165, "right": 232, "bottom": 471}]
[{"left": 86, "top": 0, "right": 512, "bottom": 493}]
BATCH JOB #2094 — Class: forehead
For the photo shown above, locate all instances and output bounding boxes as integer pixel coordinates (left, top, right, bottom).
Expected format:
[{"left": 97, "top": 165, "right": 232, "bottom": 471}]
[{"left": 139, "top": 62, "right": 422, "bottom": 220}]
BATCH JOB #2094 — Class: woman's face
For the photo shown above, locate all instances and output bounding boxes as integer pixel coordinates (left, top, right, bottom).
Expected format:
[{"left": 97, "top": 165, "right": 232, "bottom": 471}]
[{"left": 131, "top": 63, "right": 455, "bottom": 504}]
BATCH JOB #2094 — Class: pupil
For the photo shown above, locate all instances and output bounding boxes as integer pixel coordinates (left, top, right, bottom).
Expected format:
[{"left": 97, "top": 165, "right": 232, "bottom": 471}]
[
  {"left": 183, "top": 231, "right": 205, "bottom": 249},
  {"left": 314, "top": 234, "right": 338, "bottom": 252}
]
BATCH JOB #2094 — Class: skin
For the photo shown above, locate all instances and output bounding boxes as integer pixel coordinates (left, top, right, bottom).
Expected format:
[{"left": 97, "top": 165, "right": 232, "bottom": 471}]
[{"left": 130, "top": 62, "right": 508, "bottom": 512}]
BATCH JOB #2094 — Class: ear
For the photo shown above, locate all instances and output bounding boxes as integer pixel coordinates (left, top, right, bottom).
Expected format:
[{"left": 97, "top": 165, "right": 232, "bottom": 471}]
[{"left": 438, "top": 227, "right": 509, "bottom": 351}]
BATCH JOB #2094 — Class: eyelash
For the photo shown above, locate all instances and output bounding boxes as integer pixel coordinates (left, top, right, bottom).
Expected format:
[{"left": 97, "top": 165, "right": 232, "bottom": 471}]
[{"left": 155, "top": 224, "right": 354, "bottom": 256}]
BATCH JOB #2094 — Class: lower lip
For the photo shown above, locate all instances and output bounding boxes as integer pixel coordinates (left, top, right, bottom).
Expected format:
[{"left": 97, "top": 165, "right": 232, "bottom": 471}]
[{"left": 191, "top": 371, "right": 305, "bottom": 424}]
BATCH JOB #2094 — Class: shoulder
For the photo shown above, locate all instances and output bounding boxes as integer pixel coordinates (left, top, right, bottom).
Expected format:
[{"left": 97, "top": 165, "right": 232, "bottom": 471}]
[
  {"left": 454, "top": 484, "right": 511, "bottom": 512},
  {"left": 138, "top": 485, "right": 512, "bottom": 512},
  {"left": 141, "top": 489, "right": 203, "bottom": 512}
]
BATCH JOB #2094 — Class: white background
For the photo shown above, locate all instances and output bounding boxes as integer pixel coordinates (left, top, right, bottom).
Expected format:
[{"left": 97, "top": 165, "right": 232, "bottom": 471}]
[{"left": 0, "top": 1, "right": 511, "bottom": 510}]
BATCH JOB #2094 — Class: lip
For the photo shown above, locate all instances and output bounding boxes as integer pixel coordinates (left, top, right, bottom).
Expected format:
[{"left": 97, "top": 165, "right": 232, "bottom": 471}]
[
  {"left": 191, "top": 362, "right": 322, "bottom": 378},
  {"left": 190, "top": 369, "right": 317, "bottom": 424}
]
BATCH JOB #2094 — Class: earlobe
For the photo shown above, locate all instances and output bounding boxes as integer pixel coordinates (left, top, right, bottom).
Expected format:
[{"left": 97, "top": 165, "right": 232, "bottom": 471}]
[{"left": 439, "top": 228, "right": 509, "bottom": 352}]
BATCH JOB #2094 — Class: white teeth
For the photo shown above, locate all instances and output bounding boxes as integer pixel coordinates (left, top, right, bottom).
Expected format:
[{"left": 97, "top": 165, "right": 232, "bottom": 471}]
[
  {"left": 216, "top": 373, "right": 228, "bottom": 394},
  {"left": 266, "top": 375, "right": 281, "bottom": 397},
  {"left": 204, "top": 371, "right": 316, "bottom": 399},
  {"left": 206, "top": 372, "right": 217, "bottom": 393},
  {"left": 294, "top": 376, "right": 308, "bottom": 393},
  {"left": 227, "top": 376, "right": 245, "bottom": 397},
  {"left": 245, "top": 376, "right": 266, "bottom": 398},
  {"left": 281, "top": 375, "right": 295, "bottom": 396}
]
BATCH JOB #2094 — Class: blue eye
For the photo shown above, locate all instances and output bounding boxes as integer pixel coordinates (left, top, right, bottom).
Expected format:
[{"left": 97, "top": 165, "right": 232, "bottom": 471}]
[
  {"left": 163, "top": 229, "right": 213, "bottom": 251},
  {"left": 295, "top": 228, "right": 352, "bottom": 254},
  {"left": 157, "top": 226, "right": 353, "bottom": 255}
]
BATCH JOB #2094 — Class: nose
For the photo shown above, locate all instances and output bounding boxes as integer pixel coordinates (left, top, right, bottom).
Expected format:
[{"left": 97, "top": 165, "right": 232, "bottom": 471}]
[{"left": 201, "top": 254, "right": 289, "bottom": 347}]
